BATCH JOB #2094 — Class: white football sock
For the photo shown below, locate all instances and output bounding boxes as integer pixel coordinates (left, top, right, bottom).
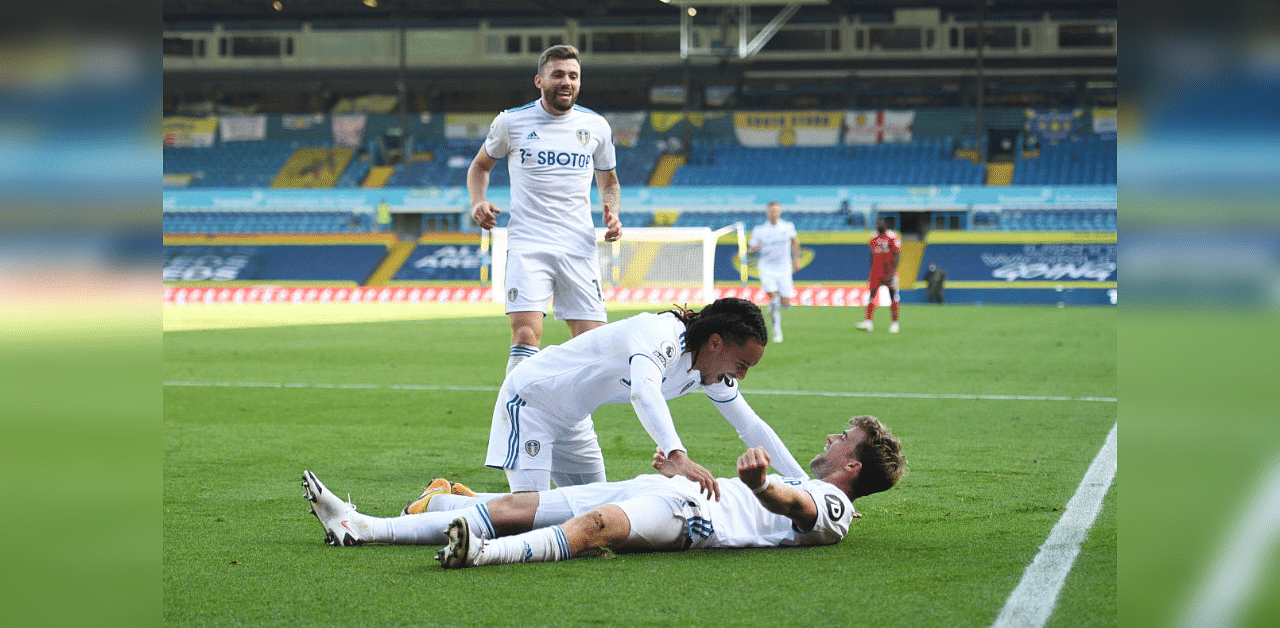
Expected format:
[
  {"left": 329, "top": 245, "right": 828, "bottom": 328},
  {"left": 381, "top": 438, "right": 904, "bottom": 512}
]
[
  {"left": 476, "top": 525, "right": 572, "bottom": 565},
  {"left": 506, "top": 344, "right": 539, "bottom": 375},
  {"left": 361, "top": 503, "right": 498, "bottom": 545},
  {"left": 423, "top": 492, "right": 503, "bottom": 513}
]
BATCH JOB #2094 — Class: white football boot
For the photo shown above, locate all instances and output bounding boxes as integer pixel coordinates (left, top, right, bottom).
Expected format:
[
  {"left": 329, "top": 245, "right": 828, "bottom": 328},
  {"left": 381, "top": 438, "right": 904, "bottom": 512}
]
[{"left": 301, "top": 470, "right": 364, "bottom": 547}]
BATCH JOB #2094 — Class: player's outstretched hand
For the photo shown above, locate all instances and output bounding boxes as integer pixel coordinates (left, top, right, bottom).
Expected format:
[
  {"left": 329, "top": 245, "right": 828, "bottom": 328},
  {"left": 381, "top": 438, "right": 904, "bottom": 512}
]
[
  {"left": 736, "top": 446, "right": 770, "bottom": 492},
  {"left": 472, "top": 201, "right": 501, "bottom": 230},
  {"left": 602, "top": 203, "right": 622, "bottom": 242},
  {"left": 652, "top": 446, "right": 678, "bottom": 478},
  {"left": 665, "top": 449, "right": 720, "bottom": 501}
]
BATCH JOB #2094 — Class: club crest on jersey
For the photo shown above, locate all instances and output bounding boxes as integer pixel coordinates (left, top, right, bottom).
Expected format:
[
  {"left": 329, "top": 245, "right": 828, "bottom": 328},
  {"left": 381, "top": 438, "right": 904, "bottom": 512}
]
[
  {"left": 576, "top": 129, "right": 590, "bottom": 145},
  {"left": 653, "top": 340, "right": 677, "bottom": 367},
  {"left": 525, "top": 440, "right": 541, "bottom": 457},
  {"left": 508, "top": 288, "right": 518, "bottom": 302},
  {"left": 824, "top": 494, "right": 845, "bottom": 521}
]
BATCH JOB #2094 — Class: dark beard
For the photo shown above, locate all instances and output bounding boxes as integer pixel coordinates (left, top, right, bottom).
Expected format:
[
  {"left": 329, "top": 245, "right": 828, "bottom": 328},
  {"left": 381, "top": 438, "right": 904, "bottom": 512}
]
[{"left": 543, "top": 89, "right": 575, "bottom": 112}]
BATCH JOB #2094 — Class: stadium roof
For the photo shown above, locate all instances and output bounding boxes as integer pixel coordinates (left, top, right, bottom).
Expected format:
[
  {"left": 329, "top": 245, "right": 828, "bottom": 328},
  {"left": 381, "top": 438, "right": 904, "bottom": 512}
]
[{"left": 163, "top": 0, "right": 1116, "bottom": 25}]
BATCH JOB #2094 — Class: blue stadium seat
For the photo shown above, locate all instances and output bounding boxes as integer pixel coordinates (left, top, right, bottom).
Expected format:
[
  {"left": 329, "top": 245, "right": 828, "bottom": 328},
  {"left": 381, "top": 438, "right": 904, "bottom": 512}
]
[
  {"left": 1013, "top": 134, "right": 1116, "bottom": 185},
  {"left": 670, "top": 139, "right": 984, "bottom": 187}
]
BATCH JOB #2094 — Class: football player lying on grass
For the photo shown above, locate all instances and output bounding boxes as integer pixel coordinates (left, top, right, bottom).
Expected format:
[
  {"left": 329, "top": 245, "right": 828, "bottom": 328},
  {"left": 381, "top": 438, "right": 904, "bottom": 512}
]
[{"left": 302, "top": 415, "right": 906, "bottom": 568}]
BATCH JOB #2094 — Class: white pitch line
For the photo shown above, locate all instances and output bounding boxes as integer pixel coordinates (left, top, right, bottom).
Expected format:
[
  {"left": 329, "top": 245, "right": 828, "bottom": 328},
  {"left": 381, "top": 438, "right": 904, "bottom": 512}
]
[
  {"left": 162, "top": 381, "right": 503, "bottom": 393},
  {"left": 746, "top": 389, "right": 1117, "bottom": 403},
  {"left": 1177, "top": 456, "right": 1280, "bottom": 628},
  {"left": 161, "top": 380, "right": 1115, "bottom": 403},
  {"left": 991, "top": 422, "right": 1118, "bottom": 628}
]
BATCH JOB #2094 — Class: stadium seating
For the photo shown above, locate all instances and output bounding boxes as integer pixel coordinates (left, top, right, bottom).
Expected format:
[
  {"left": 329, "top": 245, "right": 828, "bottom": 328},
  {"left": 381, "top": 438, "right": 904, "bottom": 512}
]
[
  {"left": 614, "top": 143, "right": 665, "bottom": 187},
  {"left": 164, "top": 141, "right": 302, "bottom": 188},
  {"left": 163, "top": 210, "right": 371, "bottom": 234},
  {"left": 669, "top": 137, "right": 985, "bottom": 186},
  {"left": 336, "top": 157, "right": 373, "bottom": 187},
  {"left": 161, "top": 122, "right": 1114, "bottom": 236},
  {"left": 990, "top": 208, "right": 1116, "bottom": 231},
  {"left": 164, "top": 140, "right": 377, "bottom": 189},
  {"left": 383, "top": 140, "right": 499, "bottom": 188},
  {"left": 1013, "top": 134, "right": 1117, "bottom": 185},
  {"left": 379, "top": 140, "right": 660, "bottom": 188}
]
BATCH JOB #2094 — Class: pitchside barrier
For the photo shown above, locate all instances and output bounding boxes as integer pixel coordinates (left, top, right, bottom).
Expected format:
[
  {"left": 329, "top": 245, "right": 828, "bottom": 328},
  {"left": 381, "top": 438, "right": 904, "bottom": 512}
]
[
  {"left": 163, "top": 229, "right": 1115, "bottom": 306},
  {"left": 162, "top": 284, "right": 890, "bottom": 307}
]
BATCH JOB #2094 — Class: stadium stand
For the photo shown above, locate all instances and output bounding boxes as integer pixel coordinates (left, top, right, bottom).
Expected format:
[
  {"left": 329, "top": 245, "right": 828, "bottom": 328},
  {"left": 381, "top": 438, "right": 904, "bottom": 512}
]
[
  {"left": 994, "top": 208, "right": 1116, "bottom": 231},
  {"left": 164, "top": 140, "right": 379, "bottom": 189},
  {"left": 163, "top": 210, "right": 370, "bottom": 234},
  {"left": 382, "top": 140, "right": 498, "bottom": 188},
  {"left": 669, "top": 137, "right": 985, "bottom": 186},
  {"left": 271, "top": 147, "right": 354, "bottom": 188},
  {"left": 1013, "top": 134, "right": 1117, "bottom": 185},
  {"left": 162, "top": 1, "right": 1116, "bottom": 307},
  {"left": 161, "top": 110, "right": 1115, "bottom": 236},
  {"left": 377, "top": 140, "right": 659, "bottom": 188},
  {"left": 164, "top": 141, "right": 302, "bottom": 188},
  {"left": 337, "top": 158, "right": 373, "bottom": 187}
]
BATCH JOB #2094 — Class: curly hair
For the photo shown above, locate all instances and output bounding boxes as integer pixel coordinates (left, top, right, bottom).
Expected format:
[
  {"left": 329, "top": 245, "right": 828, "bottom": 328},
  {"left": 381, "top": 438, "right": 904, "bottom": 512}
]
[
  {"left": 662, "top": 298, "right": 768, "bottom": 354},
  {"left": 848, "top": 415, "right": 907, "bottom": 500}
]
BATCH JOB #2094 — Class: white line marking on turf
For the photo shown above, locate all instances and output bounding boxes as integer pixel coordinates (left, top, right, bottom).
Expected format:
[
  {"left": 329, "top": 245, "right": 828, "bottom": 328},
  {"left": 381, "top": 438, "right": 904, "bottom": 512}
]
[
  {"left": 161, "top": 380, "right": 1116, "bottom": 402},
  {"left": 162, "top": 381, "right": 502, "bottom": 392},
  {"left": 746, "top": 389, "right": 1117, "bottom": 403},
  {"left": 1177, "top": 456, "right": 1280, "bottom": 628},
  {"left": 991, "top": 422, "right": 1117, "bottom": 628}
]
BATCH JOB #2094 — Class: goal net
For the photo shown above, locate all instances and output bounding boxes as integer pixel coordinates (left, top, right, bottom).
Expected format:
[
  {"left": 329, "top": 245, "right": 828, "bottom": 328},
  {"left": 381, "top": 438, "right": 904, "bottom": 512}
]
[{"left": 485, "top": 224, "right": 746, "bottom": 305}]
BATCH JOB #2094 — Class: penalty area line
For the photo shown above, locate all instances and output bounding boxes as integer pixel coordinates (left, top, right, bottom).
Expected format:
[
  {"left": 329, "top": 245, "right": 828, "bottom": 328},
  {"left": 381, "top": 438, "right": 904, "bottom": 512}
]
[{"left": 990, "top": 422, "right": 1117, "bottom": 628}]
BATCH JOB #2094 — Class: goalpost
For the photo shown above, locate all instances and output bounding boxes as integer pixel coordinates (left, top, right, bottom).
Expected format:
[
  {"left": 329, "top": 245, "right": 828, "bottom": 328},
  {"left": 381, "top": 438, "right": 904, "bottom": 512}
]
[{"left": 486, "top": 224, "right": 745, "bottom": 305}]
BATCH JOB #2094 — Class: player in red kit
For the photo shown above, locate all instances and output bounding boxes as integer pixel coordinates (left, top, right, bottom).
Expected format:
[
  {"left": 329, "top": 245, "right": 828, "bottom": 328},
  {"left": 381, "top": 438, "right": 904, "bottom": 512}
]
[{"left": 856, "top": 219, "right": 900, "bottom": 333}]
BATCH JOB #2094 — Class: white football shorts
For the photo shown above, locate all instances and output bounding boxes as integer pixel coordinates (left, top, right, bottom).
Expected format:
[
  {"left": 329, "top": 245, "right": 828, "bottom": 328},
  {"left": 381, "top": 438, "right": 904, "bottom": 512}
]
[
  {"left": 757, "top": 265, "right": 794, "bottom": 298},
  {"left": 503, "top": 249, "right": 606, "bottom": 322},
  {"left": 552, "top": 474, "right": 702, "bottom": 551},
  {"left": 485, "top": 391, "right": 606, "bottom": 488}
]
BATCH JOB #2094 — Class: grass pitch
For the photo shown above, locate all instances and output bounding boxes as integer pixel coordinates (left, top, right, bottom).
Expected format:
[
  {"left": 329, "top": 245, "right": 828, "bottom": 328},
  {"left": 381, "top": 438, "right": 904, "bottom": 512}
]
[{"left": 163, "top": 303, "right": 1115, "bottom": 627}]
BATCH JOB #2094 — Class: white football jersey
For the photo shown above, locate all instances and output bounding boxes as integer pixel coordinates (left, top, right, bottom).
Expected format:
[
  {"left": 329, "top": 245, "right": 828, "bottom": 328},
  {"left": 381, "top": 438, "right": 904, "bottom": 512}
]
[
  {"left": 505, "top": 312, "right": 724, "bottom": 448},
  {"left": 557, "top": 472, "right": 854, "bottom": 549},
  {"left": 502, "top": 309, "right": 804, "bottom": 477},
  {"left": 749, "top": 219, "right": 798, "bottom": 271},
  {"left": 689, "top": 474, "right": 855, "bottom": 548},
  {"left": 484, "top": 101, "right": 616, "bottom": 257}
]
